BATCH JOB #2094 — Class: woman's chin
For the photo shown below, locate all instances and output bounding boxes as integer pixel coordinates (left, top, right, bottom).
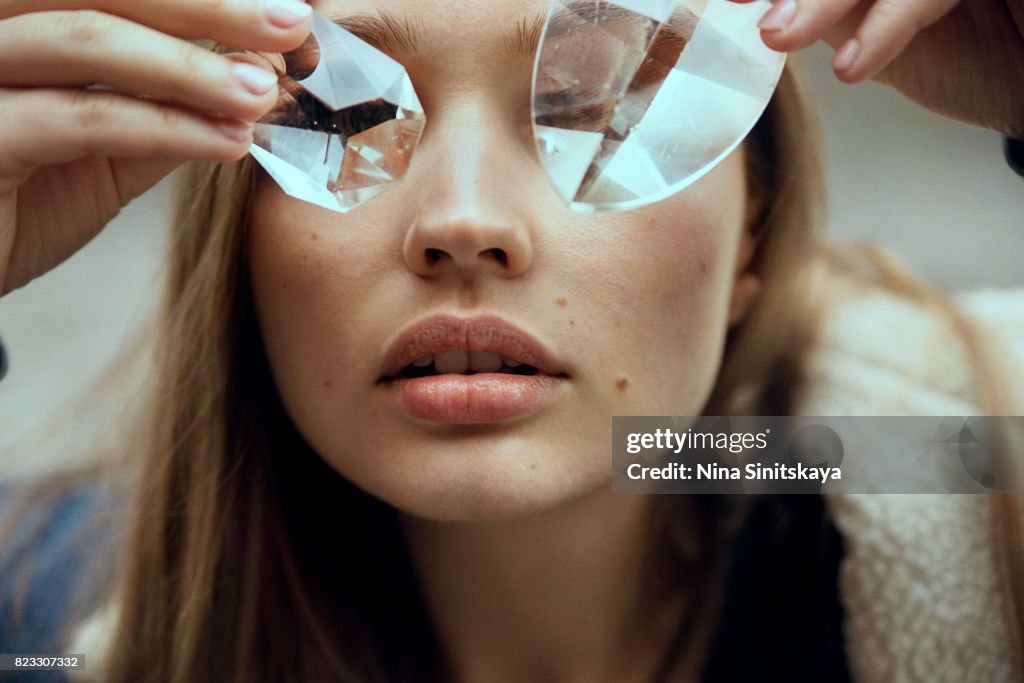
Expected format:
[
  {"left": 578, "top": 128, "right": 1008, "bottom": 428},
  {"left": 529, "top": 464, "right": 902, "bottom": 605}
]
[{"left": 354, "top": 457, "right": 611, "bottom": 524}]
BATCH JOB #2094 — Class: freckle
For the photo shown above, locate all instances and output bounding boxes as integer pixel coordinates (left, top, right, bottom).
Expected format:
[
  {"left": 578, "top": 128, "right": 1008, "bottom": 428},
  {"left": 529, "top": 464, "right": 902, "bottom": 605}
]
[
  {"left": 323, "top": 380, "right": 332, "bottom": 388},
  {"left": 616, "top": 376, "right": 629, "bottom": 392},
  {"left": 556, "top": 297, "right": 568, "bottom": 307},
  {"left": 310, "top": 233, "right": 318, "bottom": 241},
  {"left": 570, "top": 320, "right": 575, "bottom": 326},
  {"left": 530, "top": 463, "right": 536, "bottom": 471}
]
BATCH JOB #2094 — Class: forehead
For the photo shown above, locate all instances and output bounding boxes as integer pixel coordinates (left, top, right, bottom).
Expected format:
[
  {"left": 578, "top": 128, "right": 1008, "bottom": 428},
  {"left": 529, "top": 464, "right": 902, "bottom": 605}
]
[
  {"left": 310, "top": 0, "right": 550, "bottom": 21},
  {"left": 309, "top": 0, "right": 553, "bottom": 53}
]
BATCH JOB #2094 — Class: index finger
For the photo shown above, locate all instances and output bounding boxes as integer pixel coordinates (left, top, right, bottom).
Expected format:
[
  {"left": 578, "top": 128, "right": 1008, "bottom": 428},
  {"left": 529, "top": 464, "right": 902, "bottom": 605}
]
[{"left": 0, "top": 0, "right": 313, "bottom": 53}]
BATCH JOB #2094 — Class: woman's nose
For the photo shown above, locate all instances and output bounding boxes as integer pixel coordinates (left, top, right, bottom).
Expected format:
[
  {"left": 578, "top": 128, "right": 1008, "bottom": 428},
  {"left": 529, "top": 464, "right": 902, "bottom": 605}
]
[{"left": 402, "top": 106, "right": 538, "bottom": 280}]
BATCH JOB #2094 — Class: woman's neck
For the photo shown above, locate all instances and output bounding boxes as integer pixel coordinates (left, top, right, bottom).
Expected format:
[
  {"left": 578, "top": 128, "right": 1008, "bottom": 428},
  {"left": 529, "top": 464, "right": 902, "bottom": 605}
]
[{"left": 400, "top": 491, "right": 693, "bottom": 683}]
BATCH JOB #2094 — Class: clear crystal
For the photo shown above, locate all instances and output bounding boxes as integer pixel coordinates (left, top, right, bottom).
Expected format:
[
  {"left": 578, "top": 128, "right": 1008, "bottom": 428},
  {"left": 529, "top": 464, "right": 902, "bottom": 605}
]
[
  {"left": 245, "top": 12, "right": 425, "bottom": 213},
  {"left": 532, "top": 0, "right": 785, "bottom": 212}
]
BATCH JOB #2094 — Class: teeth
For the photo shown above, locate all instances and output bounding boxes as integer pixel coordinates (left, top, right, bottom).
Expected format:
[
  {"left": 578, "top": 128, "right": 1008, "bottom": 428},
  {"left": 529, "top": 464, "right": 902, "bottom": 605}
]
[
  {"left": 469, "top": 351, "right": 503, "bottom": 373},
  {"left": 434, "top": 350, "right": 469, "bottom": 374},
  {"left": 409, "top": 351, "right": 532, "bottom": 375}
]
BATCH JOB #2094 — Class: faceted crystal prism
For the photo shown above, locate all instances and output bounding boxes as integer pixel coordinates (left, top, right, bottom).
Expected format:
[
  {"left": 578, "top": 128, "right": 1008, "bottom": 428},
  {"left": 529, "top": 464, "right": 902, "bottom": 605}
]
[
  {"left": 532, "top": 0, "right": 785, "bottom": 212},
  {"left": 246, "top": 12, "right": 425, "bottom": 213}
]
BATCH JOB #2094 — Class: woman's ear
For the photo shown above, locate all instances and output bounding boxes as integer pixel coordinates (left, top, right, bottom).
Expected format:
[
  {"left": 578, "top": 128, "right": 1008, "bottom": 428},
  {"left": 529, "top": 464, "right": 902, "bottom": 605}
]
[{"left": 727, "top": 191, "right": 766, "bottom": 327}]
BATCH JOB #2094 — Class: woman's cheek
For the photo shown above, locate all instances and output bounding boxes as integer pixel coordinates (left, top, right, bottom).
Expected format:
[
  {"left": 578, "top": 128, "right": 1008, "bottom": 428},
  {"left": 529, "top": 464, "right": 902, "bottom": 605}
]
[
  {"left": 247, "top": 194, "right": 378, "bottom": 414},
  {"left": 583, "top": 206, "right": 736, "bottom": 379}
]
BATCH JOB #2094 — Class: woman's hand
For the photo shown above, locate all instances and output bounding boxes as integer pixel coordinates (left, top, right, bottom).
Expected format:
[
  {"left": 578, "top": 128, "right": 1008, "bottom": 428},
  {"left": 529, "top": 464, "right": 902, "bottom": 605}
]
[
  {"left": 750, "top": 0, "right": 1024, "bottom": 137},
  {"left": 0, "top": 0, "right": 312, "bottom": 295}
]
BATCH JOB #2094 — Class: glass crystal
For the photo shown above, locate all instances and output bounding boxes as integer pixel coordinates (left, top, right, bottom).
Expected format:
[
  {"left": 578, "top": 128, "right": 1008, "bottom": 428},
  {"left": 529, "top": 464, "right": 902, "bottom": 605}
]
[
  {"left": 532, "top": 0, "right": 785, "bottom": 212},
  {"left": 245, "top": 12, "right": 425, "bottom": 213}
]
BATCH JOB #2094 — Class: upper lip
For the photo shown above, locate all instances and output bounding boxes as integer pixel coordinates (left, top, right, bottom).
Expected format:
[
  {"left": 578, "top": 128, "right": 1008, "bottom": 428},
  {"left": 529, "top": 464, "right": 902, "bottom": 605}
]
[{"left": 379, "top": 314, "right": 568, "bottom": 380}]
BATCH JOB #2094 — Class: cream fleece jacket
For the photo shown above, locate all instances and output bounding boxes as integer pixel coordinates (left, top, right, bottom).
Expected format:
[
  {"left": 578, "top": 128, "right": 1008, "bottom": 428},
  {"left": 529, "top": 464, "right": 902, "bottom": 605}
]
[{"left": 802, "top": 286, "right": 1024, "bottom": 683}]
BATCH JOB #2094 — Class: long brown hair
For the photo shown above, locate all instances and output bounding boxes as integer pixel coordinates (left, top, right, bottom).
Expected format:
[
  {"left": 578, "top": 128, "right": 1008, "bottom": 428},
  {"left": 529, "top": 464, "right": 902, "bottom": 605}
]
[{"left": 76, "top": 61, "right": 1024, "bottom": 681}]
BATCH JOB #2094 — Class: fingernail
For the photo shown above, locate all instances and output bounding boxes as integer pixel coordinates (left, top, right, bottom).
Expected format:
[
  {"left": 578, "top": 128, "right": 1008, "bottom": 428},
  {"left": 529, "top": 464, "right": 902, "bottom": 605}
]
[
  {"left": 832, "top": 38, "right": 861, "bottom": 73},
  {"left": 234, "top": 62, "right": 278, "bottom": 95},
  {"left": 262, "top": 0, "right": 313, "bottom": 29},
  {"left": 218, "top": 119, "right": 255, "bottom": 142},
  {"left": 758, "top": 0, "right": 797, "bottom": 32}
]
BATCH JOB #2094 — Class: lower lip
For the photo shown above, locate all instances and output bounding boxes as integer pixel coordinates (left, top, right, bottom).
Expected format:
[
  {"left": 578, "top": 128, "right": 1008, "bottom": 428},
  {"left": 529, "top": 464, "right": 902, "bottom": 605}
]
[{"left": 381, "top": 374, "right": 566, "bottom": 424}]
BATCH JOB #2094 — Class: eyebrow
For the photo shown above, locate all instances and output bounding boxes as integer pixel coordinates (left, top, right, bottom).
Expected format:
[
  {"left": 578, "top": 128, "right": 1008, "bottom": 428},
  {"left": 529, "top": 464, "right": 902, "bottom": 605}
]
[{"left": 326, "top": 2, "right": 694, "bottom": 59}]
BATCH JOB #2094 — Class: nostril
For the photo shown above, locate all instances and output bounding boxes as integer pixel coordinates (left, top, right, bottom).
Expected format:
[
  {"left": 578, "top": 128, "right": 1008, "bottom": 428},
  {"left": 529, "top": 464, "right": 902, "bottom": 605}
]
[
  {"left": 483, "top": 248, "right": 508, "bottom": 265},
  {"left": 416, "top": 246, "right": 516, "bottom": 272}
]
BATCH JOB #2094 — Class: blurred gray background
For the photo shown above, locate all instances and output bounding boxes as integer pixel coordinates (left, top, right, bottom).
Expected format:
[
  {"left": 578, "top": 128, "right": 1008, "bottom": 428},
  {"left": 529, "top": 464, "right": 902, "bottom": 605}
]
[{"left": 1, "top": 43, "right": 1022, "bottom": 475}]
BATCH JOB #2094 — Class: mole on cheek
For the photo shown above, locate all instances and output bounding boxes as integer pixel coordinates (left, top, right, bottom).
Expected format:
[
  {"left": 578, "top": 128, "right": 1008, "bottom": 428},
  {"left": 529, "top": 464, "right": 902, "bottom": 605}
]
[
  {"left": 323, "top": 380, "right": 332, "bottom": 389},
  {"left": 556, "top": 297, "right": 568, "bottom": 307},
  {"left": 616, "top": 376, "right": 629, "bottom": 392}
]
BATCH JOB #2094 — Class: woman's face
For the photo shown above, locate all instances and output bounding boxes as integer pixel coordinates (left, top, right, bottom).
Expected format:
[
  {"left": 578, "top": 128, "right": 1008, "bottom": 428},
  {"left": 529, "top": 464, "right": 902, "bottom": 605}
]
[{"left": 249, "top": 0, "right": 758, "bottom": 521}]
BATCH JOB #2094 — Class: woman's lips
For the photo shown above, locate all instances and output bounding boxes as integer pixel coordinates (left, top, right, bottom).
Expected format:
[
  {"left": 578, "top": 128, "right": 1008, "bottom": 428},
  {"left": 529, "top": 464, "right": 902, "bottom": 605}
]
[
  {"left": 377, "top": 314, "right": 569, "bottom": 424},
  {"left": 381, "top": 373, "right": 566, "bottom": 424}
]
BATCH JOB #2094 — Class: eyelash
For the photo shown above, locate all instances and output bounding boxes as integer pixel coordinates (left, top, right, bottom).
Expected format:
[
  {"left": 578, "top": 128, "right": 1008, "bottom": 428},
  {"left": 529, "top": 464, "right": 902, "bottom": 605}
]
[
  {"left": 534, "top": 88, "right": 615, "bottom": 129},
  {"left": 264, "top": 78, "right": 400, "bottom": 138},
  {"left": 263, "top": 81, "right": 615, "bottom": 140}
]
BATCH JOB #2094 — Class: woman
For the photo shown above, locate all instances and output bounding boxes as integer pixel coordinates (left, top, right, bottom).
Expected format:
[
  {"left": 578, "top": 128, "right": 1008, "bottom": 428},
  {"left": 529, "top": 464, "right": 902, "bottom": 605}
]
[{"left": 0, "top": 0, "right": 1022, "bottom": 681}]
